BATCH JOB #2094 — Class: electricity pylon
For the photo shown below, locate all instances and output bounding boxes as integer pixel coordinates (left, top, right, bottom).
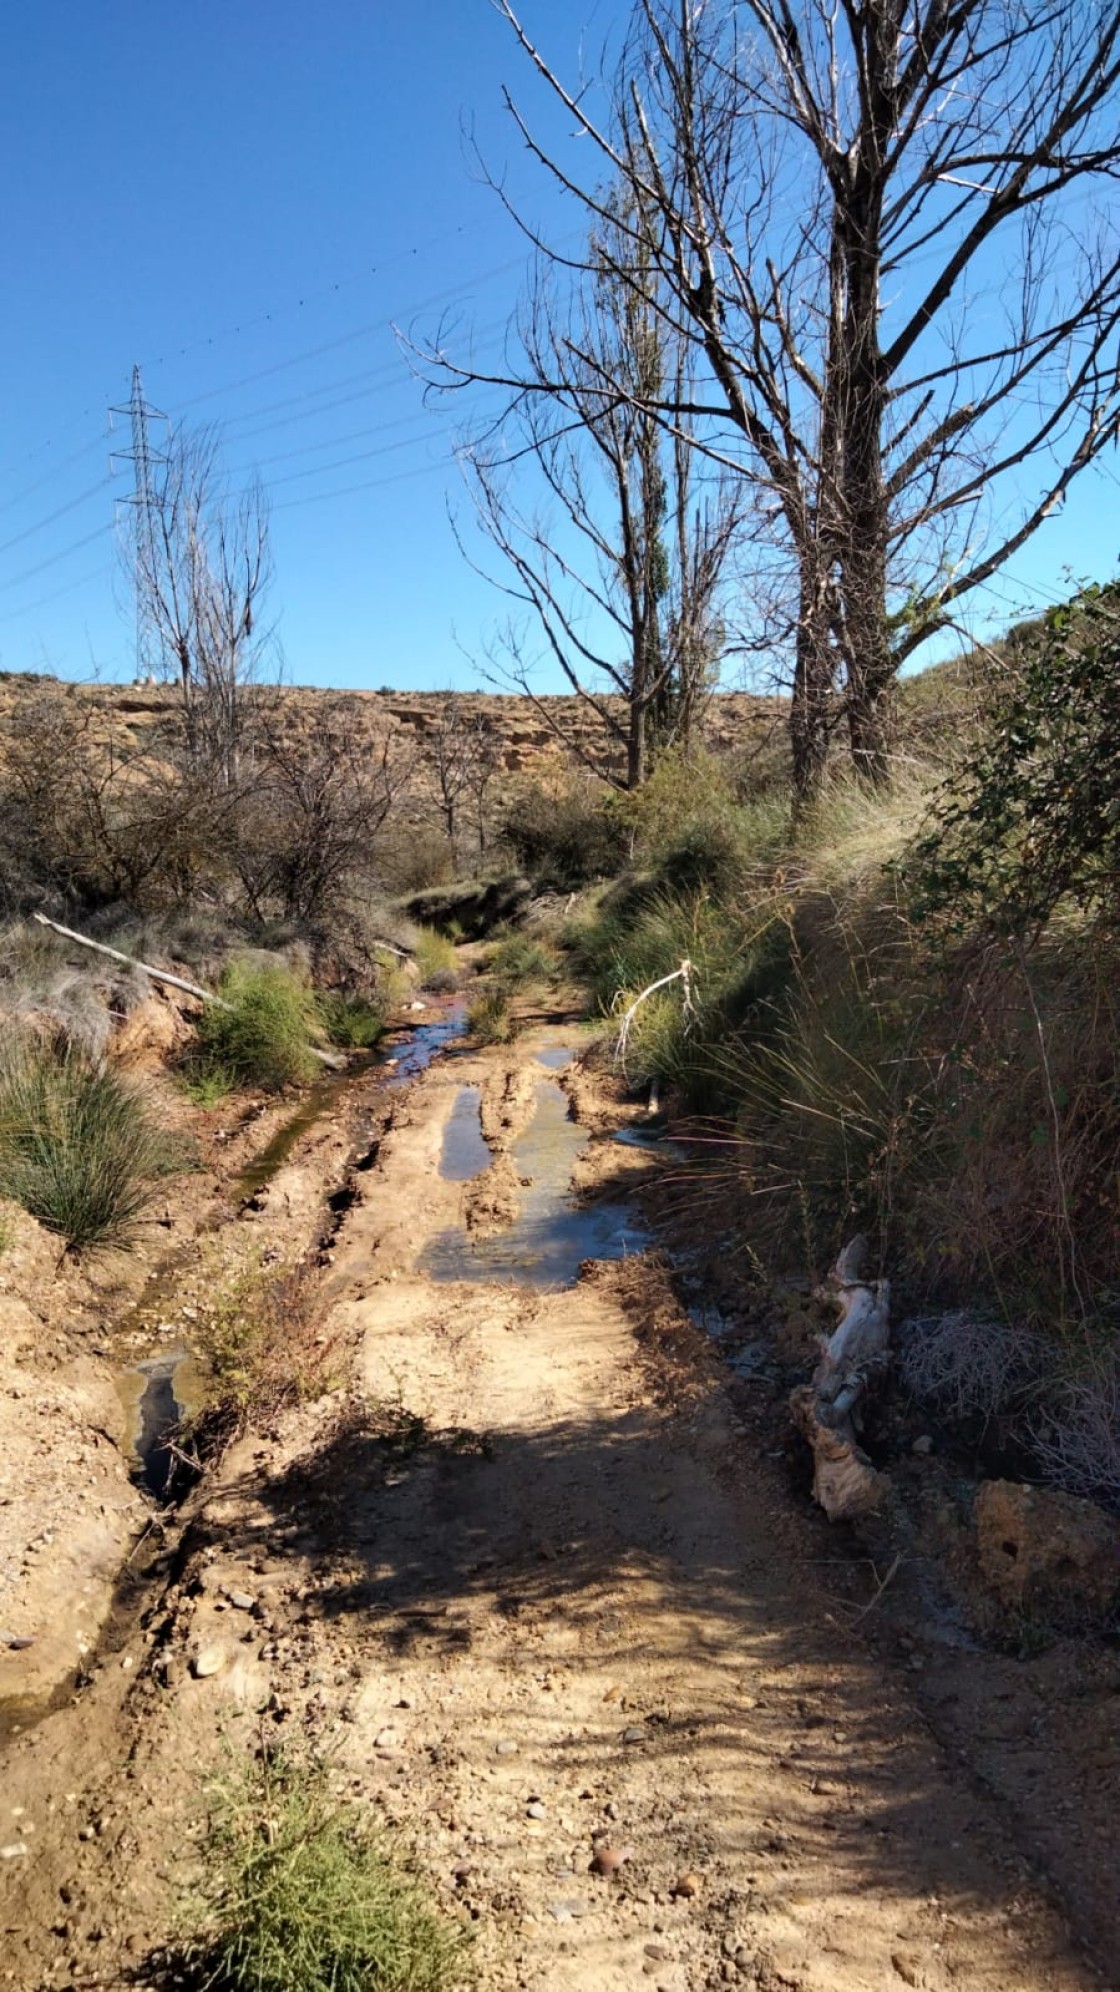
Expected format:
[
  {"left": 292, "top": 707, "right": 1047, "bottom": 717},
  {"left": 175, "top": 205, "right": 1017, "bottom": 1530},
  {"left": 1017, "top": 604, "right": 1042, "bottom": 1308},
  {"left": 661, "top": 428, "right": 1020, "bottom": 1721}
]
[{"left": 110, "top": 365, "right": 167, "bottom": 683}]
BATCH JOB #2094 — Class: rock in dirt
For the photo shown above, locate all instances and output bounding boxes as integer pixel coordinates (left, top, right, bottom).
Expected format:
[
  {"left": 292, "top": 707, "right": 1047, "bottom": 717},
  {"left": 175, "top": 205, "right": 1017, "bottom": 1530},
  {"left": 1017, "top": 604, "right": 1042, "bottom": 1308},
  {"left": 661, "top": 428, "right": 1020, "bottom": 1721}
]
[
  {"left": 672, "top": 1870, "right": 702, "bottom": 1899},
  {"left": 975, "top": 1479, "right": 1120, "bottom": 1620},
  {"left": 590, "top": 1843, "right": 632, "bottom": 1876},
  {"left": 191, "top": 1644, "right": 227, "bottom": 1679}
]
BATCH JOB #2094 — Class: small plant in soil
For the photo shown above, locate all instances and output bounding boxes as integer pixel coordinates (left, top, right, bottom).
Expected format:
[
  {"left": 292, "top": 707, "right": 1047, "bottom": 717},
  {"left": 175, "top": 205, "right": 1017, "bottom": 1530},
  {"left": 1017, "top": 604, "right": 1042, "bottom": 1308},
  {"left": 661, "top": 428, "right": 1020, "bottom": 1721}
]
[
  {"left": 180, "top": 1745, "right": 469, "bottom": 1992},
  {"left": 488, "top": 932, "right": 556, "bottom": 989},
  {"left": 0, "top": 1039, "right": 177, "bottom": 1249}
]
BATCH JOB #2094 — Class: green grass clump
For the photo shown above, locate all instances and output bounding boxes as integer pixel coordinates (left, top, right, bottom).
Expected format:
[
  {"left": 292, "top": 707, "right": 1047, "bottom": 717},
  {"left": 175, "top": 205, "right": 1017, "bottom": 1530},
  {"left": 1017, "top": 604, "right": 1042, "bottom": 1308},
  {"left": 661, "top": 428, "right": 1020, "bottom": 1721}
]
[
  {"left": 319, "top": 991, "right": 385, "bottom": 1049},
  {"left": 193, "top": 961, "right": 322, "bottom": 1092},
  {"left": 0, "top": 1041, "right": 175, "bottom": 1249},
  {"left": 180, "top": 1067, "right": 237, "bottom": 1108},
  {"left": 185, "top": 1749, "right": 468, "bottom": 1992},
  {"left": 466, "top": 988, "right": 516, "bottom": 1045},
  {"left": 413, "top": 925, "right": 458, "bottom": 986},
  {"left": 488, "top": 932, "right": 555, "bottom": 988}
]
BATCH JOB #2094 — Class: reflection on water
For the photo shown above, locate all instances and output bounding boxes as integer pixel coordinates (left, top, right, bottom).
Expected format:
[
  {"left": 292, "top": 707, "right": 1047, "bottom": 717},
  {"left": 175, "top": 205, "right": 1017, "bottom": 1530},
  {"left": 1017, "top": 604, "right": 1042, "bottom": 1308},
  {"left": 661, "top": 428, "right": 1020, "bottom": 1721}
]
[
  {"left": 439, "top": 1085, "right": 491, "bottom": 1182},
  {"left": 419, "top": 1077, "right": 647, "bottom": 1289}
]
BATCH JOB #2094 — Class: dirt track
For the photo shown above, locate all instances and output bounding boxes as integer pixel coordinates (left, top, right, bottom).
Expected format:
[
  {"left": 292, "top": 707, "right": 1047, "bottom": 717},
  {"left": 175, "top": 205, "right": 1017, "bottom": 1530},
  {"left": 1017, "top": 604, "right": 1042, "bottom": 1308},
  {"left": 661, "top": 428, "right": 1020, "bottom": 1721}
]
[{"left": 0, "top": 1023, "right": 1114, "bottom": 1990}]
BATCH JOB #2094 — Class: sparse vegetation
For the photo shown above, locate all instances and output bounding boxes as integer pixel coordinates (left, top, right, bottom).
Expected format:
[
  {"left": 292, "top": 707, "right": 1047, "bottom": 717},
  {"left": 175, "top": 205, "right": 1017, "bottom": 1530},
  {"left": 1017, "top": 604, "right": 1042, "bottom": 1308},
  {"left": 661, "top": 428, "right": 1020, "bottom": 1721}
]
[
  {"left": 182, "top": 1747, "right": 469, "bottom": 1992},
  {"left": 0, "top": 1040, "right": 177, "bottom": 1249},
  {"left": 503, "top": 777, "right": 628, "bottom": 888},
  {"left": 189, "top": 1250, "right": 329, "bottom": 1439},
  {"left": 488, "top": 932, "right": 556, "bottom": 989}
]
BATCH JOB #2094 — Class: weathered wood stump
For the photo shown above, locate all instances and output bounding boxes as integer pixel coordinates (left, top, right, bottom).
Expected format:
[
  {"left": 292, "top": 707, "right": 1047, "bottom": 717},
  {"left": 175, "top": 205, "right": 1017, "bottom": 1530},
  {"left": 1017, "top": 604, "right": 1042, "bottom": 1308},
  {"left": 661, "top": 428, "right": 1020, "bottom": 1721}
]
[{"left": 791, "top": 1235, "right": 890, "bottom": 1522}]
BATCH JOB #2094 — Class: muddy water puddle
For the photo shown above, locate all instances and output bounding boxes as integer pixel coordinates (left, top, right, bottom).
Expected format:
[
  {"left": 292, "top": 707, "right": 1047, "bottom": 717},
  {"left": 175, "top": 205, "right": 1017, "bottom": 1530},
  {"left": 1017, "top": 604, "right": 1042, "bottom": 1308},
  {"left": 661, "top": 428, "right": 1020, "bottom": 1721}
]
[
  {"left": 421, "top": 1062, "right": 647, "bottom": 1288},
  {"left": 118, "top": 1002, "right": 467, "bottom": 1492},
  {"left": 439, "top": 1086, "right": 490, "bottom": 1181}
]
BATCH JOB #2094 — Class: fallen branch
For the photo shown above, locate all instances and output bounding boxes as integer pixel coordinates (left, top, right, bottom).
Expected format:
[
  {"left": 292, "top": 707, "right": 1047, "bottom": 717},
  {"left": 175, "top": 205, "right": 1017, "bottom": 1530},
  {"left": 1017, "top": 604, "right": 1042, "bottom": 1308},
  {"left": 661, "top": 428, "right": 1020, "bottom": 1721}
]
[
  {"left": 30, "top": 912, "right": 347, "bottom": 1071},
  {"left": 791, "top": 1234, "right": 891, "bottom": 1522},
  {"left": 32, "top": 911, "right": 234, "bottom": 1009},
  {"left": 614, "top": 959, "right": 694, "bottom": 1077}
]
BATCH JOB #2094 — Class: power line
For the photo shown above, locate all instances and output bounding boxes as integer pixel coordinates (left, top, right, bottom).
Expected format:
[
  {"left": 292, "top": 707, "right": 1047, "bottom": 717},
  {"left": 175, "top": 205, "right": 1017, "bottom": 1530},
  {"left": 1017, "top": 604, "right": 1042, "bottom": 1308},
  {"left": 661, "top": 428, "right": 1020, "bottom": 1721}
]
[
  {"left": 146, "top": 221, "right": 474, "bottom": 367},
  {"left": 0, "top": 434, "right": 108, "bottom": 522},
  {"left": 272, "top": 459, "right": 450, "bottom": 513},
  {"left": 164, "top": 249, "right": 536, "bottom": 417},
  {"left": 0, "top": 524, "right": 114, "bottom": 594},
  {"left": 0, "top": 562, "right": 115, "bottom": 626},
  {"left": 0, "top": 474, "right": 112, "bottom": 561}
]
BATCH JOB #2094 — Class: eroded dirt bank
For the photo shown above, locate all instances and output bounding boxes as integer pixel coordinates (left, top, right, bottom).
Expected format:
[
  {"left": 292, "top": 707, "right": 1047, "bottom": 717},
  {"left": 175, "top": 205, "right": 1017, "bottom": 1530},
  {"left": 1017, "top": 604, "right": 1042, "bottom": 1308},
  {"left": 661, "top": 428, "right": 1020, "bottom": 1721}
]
[{"left": 0, "top": 1025, "right": 1115, "bottom": 1991}]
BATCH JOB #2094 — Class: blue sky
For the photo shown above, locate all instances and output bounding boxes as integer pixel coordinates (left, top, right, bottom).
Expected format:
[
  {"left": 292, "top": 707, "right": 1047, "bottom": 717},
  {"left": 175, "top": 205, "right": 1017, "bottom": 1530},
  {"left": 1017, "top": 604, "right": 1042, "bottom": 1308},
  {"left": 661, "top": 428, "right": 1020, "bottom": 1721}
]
[{"left": 0, "top": 1, "right": 1115, "bottom": 693}]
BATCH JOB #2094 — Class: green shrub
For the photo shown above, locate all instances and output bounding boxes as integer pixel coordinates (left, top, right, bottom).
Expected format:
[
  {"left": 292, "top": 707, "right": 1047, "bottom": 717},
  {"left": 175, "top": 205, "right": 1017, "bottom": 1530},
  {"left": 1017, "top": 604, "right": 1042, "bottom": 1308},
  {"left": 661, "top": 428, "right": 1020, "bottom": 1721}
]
[
  {"left": 193, "top": 961, "right": 322, "bottom": 1091},
  {"left": 413, "top": 925, "right": 457, "bottom": 986},
  {"left": 906, "top": 581, "right": 1120, "bottom": 934},
  {"left": 319, "top": 991, "right": 385, "bottom": 1049},
  {"left": 488, "top": 933, "right": 555, "bottom": 988},
  {"left": 0, "top": 1041, "right": 176, "bottom": 1249},
  {"left": 466, "top": 988, "right": 516, "bottom": 1045},
  {"left": 180, "top": 1067, "right": 237, "bottom": 1108},
  {"left": 184, "top": 1748, "right": 468, "bottom": 1992}
]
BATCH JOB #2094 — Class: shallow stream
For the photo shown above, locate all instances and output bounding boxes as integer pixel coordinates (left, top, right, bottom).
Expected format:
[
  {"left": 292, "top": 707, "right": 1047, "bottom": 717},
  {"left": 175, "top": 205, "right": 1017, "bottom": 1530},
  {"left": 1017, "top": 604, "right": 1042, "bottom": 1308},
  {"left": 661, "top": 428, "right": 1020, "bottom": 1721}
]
[{"left": 420, "top": 1049, "right": 648, "bottom": 1288}]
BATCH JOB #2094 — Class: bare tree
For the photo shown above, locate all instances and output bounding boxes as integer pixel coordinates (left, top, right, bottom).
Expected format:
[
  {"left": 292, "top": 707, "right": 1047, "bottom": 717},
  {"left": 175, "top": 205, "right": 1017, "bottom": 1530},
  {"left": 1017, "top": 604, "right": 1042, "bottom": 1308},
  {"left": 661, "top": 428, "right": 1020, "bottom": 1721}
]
[
  {"left": 130, "top": 426, "right": 272, "bottom": 789},
  {"left": 235, "top": 701, "right": 416, "bottom": 923},
  {"left": 451, "top": 2, "right": 1120, "bottom": 802},
  {"left": 451, "top": 203, "right": 746, "bottom": 790},
  {"left": 424, "top": 697, "right": 502, "bottom": 864},
  {"left": 0, "top": 685, "right": 234, "bottom": 912}
]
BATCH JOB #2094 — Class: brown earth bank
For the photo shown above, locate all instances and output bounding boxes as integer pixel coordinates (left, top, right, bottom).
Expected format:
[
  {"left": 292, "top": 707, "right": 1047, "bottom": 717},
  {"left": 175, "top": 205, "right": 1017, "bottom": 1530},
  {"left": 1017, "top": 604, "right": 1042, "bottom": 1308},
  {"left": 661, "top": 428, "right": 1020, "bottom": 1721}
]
[{"left": 0, "top": 1010, "right": 1118, "bottom": 1991}]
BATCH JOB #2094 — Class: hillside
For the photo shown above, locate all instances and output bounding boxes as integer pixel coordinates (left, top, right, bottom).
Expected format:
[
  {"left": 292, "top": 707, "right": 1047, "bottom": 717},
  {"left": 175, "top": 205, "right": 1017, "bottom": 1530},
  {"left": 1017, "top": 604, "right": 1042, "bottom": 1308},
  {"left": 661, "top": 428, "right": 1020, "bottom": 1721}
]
[{"left": 0, "top": 671, "right": 789, "bottom": 791}]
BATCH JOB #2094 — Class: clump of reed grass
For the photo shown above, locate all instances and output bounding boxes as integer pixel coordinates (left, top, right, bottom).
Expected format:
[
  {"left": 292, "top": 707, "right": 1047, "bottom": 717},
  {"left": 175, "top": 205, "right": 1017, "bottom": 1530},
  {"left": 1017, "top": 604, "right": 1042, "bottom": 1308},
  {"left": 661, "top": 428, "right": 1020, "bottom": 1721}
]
[
  {"left": 0, "top": 1039, "right": 175, "bottom": 1249},
  {"left": 413, "top": 925, "right": 458, "bottom": 987}
]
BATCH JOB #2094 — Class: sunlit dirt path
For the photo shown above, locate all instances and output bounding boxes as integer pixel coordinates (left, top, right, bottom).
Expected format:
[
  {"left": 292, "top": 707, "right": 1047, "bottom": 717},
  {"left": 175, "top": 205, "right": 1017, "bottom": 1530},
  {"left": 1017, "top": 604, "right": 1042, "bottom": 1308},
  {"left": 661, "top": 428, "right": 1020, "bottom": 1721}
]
[{"left": 0, "top": 1025, "right": 1108, "bottom": 1991}]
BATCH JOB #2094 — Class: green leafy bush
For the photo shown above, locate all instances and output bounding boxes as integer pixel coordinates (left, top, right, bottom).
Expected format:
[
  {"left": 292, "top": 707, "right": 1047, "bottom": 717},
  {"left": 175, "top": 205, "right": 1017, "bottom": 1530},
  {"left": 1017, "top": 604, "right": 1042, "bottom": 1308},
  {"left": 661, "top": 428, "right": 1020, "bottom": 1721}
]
[
  {"left": 907, "top": 582, "right": 1120, "bottom": 933},
  {"left": 184, "top": 1749, "right": 468, "bottom": 1992},
  {"left": 0, "top": 1041, "right": 176, "bottom": 1249},
  {"left": 193, "top": 960, "right": 322, "bottom": 1091}
]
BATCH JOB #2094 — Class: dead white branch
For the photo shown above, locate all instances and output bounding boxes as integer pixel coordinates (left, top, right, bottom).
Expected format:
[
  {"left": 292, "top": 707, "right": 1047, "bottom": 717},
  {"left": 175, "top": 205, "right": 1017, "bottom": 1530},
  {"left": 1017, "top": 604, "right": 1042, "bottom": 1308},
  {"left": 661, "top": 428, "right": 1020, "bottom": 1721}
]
[
  {"left": 613, "top": 958, "right": 694, "bottom": 1078},
  {"left": 31, "top": 912, "right": 233, "bottom": 1008},
  {"left": 791, "top": 1234, "right": 891, "bottom": 1522},
  {"left": 30, "top": 912, "right": 347, "bottom": 1071}
]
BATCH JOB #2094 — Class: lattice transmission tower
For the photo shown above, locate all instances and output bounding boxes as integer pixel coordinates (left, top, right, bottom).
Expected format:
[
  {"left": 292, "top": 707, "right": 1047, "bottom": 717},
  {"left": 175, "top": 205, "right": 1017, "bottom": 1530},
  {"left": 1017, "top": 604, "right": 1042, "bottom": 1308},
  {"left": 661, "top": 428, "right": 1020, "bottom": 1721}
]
[{"left": 110, "top": 364, "right": 168, "bottom": 683}]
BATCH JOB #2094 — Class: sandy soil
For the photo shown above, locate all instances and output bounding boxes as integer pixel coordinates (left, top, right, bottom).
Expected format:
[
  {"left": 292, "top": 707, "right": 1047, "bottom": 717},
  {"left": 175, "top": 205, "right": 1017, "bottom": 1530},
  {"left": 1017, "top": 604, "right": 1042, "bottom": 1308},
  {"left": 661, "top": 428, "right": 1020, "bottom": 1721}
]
[{"left": 0, "top": 1022, "right": 1115, "bottom": 1991}]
